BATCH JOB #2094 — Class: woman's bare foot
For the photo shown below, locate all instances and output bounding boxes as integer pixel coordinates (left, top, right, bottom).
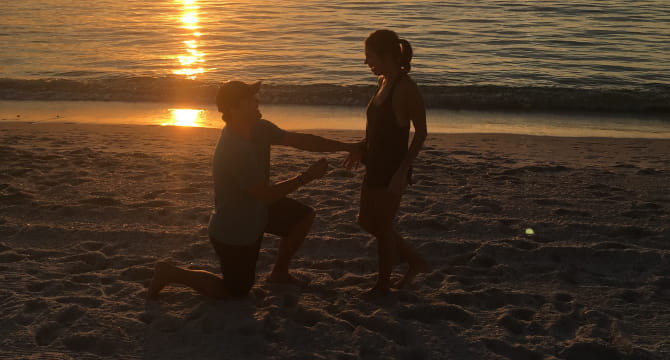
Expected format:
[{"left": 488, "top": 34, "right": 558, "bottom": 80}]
[
  {"left": 361, "top": 284, "right": 391, "bottom": 300},
  {"left": 147, "top": 261, "right": 173, "bottom": 300},
  {"left": 393, "top": 259, "right": 432, "bottom": 289}
]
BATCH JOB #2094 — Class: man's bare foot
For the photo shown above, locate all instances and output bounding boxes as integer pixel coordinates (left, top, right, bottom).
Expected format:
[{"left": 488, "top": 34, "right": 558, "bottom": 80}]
[
  {"left": 266, "top": 272, "right": 308, "bottom": 286},
  {"left": 393, "top": 259, "right": 432, "bottom": 289},
  {"left": 147, "top": 261, "right": 173, "bottom": 300}
]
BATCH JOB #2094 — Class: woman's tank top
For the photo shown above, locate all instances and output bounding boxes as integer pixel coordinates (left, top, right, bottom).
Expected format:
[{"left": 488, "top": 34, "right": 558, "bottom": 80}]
[{"left": 362, "top": 75, "right": 410, "bottom": 187}]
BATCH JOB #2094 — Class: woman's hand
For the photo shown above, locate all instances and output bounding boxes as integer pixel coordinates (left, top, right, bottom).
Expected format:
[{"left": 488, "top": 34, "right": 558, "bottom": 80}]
[
  {"left": 342, "top": 140, "right": 365, "bottom": 170},
  {"left": 343, "top": 152, "right": 362, "bottom": 170},
  {"left": 387, "top": 166, "right": 408, "bottom": 194}
]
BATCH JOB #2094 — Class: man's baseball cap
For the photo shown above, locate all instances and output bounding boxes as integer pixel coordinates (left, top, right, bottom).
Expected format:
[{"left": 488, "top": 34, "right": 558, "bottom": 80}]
[{"left": 216, "top": 80, "right": 261, "bottom": 112}]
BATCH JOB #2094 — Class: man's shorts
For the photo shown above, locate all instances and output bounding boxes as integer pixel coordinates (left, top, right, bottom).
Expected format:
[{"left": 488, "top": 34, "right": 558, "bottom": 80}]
[{"left": 209, "top": 197, "right": 313, "bottom": 297}]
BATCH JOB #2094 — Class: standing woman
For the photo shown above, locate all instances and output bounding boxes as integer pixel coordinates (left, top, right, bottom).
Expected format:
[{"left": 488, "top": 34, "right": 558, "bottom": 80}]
[{"left": 346, "top": 29, "right": 431, "bottom": 297}]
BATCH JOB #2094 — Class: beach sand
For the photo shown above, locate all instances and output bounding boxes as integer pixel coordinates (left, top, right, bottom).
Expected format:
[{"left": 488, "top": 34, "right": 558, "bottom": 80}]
[{"left": 1, "top": 121, "right": 669, "bottom": 359}]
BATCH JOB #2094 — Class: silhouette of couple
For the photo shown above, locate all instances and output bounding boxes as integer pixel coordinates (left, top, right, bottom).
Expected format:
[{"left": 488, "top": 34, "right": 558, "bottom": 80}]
[{"left": 148, "top": 29, "right": 430, "bottom": 301}]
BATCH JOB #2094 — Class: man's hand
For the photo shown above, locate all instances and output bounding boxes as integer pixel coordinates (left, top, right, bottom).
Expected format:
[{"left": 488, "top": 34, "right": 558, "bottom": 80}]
[
  {"left": 302, "top": 158, "right": 329, "bottom": 183},
  {"left": 249, "top": 159, "right": 329, "bottom": 204}
]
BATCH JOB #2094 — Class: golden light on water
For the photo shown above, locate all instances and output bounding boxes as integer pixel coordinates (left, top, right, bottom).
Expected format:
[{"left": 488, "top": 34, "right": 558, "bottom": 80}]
[
  {"left": 181, "top": 14, "right": 199, "bottom": 29},
  {"left": 162, "top": 108, "right": 206, "bottom": 127},
  {"left": 173, "top": 0, "right": 205, "bottom": 79}
]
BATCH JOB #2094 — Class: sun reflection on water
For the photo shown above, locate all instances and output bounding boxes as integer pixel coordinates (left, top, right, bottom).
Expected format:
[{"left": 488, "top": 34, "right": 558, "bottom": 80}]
[
  {"left": 162, "top": 108, "right": 206, "bottom": 127},
  {"left": 173, "top": 0, "right": 205, "bottom": 79}
]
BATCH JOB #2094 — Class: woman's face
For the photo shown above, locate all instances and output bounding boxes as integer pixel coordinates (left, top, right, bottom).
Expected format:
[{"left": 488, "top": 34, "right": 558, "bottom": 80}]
[{"left": 364, "top": 45, "right": 388, "bottom": 76}]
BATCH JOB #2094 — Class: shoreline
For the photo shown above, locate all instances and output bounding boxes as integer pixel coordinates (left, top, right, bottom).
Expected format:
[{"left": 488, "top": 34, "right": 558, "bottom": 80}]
[{"left": 2, "top": 99, "right": 670, "bottom": 139}]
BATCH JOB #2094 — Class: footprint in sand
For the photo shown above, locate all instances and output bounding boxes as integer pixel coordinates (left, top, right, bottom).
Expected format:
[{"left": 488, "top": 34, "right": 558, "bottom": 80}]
[
  {"left": 78, "top": 241, "right": 105, "bottom": 252},
  {"left": 583, "top": 309, "right": 613, "bottom": 329},
  {"left": 151, "top": 314, "right": 185, "bottom": 333},
  {"left": 481, "top": 338, "right": 542, "bottom": 360},
  {"left": 120, "top": 265, "right": 154, "bottom": 282},
  {"left": 548, "top": 313, "right": 579, "bottom": 340},
  {"left": 13, "top": 298, "right": 49, "bottom": 326},
  {"left": 78, "top": 196, "right": 122, "bottom": 207},
  {"left": 0, "top": 250, "right": 25, "bottom": 263},
  {"left": 637, "top": 168, "right": 661, "bottom": 175},
  {"left": 0, "top": 188, "right": 34, "bottom": 205},
  {"left": 130, "top": 200, "right": 172, "bottom": 208},
  {"left": 24, "top": 299, "right": 49, "bottom": 313},
  {"left": 338, "top": 310, "right": 409, "bottom": 346},
  {"left": 496, "top": 314, "right": 525, "bottom": 334},
  {"left": 554, "top": 292, "right": 574, "bottom": 309},
  {"left": 62, "top": 334, "right": 118, "bottom": 356},
  {"left": 56, "top": 305, "right": 86, "bottom": 324},
  {"left": 291, "top": 305, "right": 328, "bottom": 327},
  {"left": 142, "top": 189, "right": 168, "bottom": 199},
  {"left": 27, "top": 281, "right": 51, "bottom": 293},
  {"left": 554, "top": 208, "right": 592, "bottom": 217},
  {"left": 508, "top": 308, "right": 536, "bottom": 321},
  {"left": 398, "top": 302, "right": 474, "bottom": 326},
  {"left": 442, "top": 288, "right": 546, "bottom": 311},
  {"left": 615, "top": 289, "right": 642, "bottom": 303},
  {"left": 54, "top": 296, "right": 102, "bottom": 308},
  {"left": 399, "top": 215, "right": 451, "bottom": 231},
  {"left": 63, "top": 251, "right": 110, "bottom": 274},
  {"left": 35, "top": 322, "right": 63, "bottom": 346},
  {"left": 34, "top": 305, "right": 86, "bottom": 346},
  {"left": 652, "top": 277, "right": 670, "bottom": 299},
  {"left": 559, "top": 341, "right": 625, "bottom": 360}
]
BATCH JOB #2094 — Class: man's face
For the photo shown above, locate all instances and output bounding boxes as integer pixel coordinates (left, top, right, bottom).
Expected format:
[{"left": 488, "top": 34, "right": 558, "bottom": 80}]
[{"left": 237, "top": 95, "right": 262, "bottom": 123}]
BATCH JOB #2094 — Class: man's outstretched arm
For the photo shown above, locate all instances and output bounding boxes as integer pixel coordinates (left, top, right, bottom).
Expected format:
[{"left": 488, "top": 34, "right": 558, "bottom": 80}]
[{"left": 278, "top": 131, "right": 361, "bottom": 153}]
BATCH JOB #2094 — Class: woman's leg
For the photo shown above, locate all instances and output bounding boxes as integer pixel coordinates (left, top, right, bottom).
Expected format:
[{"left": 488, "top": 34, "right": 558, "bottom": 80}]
[
  {"left": 357, "top": 185, "right": 402, "bottom": 296},
  {"left": 358, "top": 184, "right": 431, "bottom": 295},
  {"left": 391, "top": 230, "right": 432, "bottom": 288}
]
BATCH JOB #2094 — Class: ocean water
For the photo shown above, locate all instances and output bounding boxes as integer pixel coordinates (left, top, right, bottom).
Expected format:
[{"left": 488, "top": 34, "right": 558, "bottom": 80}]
[{"left": 1, "top": 0, "right": 669, "bottom": 114}]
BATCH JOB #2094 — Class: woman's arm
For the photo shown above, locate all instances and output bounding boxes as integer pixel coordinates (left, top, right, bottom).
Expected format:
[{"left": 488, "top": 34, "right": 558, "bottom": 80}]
[
  {"left": 388, "top": 78, "right": 427, "bottom": 193},
  {"left": 401, "top": 80, "right": 427, "bottom": 169}
]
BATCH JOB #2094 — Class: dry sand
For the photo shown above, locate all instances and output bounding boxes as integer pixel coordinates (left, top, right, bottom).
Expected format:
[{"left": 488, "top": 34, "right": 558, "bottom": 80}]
[{"left": 1, "top": 121, "right": 669, "bottom": 360}]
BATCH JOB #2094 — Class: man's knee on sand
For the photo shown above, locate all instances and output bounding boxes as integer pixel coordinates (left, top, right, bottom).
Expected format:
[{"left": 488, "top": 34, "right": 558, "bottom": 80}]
[
  {"left": 222, "top": 259, "right": 258, "bottom": 298},
  {"left": 225, "top": 277, "right": 255, "bottom": 298}
]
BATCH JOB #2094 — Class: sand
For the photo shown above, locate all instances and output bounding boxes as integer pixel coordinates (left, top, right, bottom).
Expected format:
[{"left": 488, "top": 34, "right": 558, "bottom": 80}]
[{"left": 1, "top": 121, "right": 669, "bottom": 360}]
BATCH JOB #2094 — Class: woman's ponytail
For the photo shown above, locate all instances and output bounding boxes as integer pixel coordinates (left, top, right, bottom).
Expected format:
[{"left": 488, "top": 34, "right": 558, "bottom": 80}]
[{"left": 399, "top": 39, "right": 413, "bottom": 73}]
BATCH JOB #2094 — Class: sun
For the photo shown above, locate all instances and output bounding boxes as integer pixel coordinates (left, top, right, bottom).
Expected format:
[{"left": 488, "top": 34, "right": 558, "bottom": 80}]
[{"left": 162, "top": 108, "right": 206, "bottom": 127}]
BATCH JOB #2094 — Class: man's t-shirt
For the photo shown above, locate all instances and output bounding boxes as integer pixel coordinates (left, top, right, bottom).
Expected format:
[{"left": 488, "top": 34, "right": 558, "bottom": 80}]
[{"left": 208, "top": 119, "right": 285, "bottom": 245}]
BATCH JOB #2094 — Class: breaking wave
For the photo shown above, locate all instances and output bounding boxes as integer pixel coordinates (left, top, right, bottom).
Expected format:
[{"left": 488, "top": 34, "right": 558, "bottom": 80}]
[{"left": 1, "top": 77, "right": 668, "bottom": 114}]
